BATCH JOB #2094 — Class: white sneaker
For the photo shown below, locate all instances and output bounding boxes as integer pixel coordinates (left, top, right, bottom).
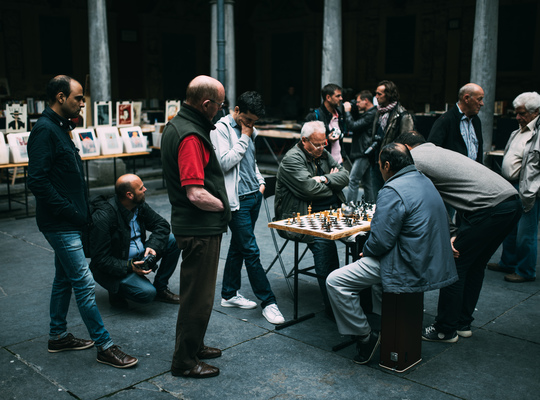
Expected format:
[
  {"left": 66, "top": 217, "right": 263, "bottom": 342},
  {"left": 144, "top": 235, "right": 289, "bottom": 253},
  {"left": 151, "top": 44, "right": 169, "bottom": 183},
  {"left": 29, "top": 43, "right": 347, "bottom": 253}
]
[
  {"left": 262, "top": 304, "right": 285, "bottom": 325},
  {"left": 221, "top": 293, "right": 257, "bottom": 309}
]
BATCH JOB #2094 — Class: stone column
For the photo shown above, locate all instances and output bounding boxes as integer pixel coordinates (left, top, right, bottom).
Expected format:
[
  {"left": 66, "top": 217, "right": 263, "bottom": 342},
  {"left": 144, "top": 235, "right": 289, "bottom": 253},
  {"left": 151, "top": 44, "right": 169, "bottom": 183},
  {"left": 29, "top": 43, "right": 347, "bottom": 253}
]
[
  {"left": 88, "top": 0, "right": 111, "bottom": 105},
  {"left": 321, "top": 0, "right": 342, "bottom": 87},
  {"left": 88, "top": 0, "right": 124, "bottom": 187},
  {"left": 211, "top": 0, "right": 236, "bottom": 107},
  {"left": 470, "top": 0, "right": 499, "bottom": 158}
]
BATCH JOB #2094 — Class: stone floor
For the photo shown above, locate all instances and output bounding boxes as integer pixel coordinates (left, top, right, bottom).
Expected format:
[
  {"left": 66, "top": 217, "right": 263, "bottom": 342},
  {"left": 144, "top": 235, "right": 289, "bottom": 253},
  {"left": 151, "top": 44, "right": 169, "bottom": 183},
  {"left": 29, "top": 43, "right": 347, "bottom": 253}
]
[{"left": 1, "top": 178, "right": 539, "bottom": 400}]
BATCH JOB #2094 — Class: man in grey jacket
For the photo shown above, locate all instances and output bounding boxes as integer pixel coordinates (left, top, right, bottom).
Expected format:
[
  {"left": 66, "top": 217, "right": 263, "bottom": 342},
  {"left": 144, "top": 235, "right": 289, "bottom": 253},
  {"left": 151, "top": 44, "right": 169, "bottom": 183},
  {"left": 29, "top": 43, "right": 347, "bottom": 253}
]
[
  {"left": 326, "top": 143, "right": 457, "bottom": 365},
  {"left": 396, "top": 131, "right": 522, "bottom": 342},
  {"left": 210, "top": 91, "right": 284, "bottom": 324}
]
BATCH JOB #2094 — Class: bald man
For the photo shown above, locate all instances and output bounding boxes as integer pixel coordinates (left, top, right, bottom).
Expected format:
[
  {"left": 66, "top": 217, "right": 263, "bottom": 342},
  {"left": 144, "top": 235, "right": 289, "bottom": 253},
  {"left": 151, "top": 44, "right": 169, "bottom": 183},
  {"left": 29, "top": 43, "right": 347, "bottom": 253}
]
[
  {"left": 161, "top": 75, "right": 231, "bottom": 379},
  {"left": 89, "top": 174, "right": 180, "bottom": 307},
  {"left": 428, "top": 83, "right": 485, "bottom": 163}
]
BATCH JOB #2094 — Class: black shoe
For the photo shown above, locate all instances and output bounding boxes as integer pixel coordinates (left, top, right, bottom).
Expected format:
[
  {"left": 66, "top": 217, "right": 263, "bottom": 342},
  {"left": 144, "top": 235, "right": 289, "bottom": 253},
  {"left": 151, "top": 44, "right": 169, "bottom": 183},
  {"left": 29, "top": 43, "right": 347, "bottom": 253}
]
[
  {"left": 48, "top": 333, "right": 94, "bottom": 353},
  {"left": 97, "top": 345, "right": 138, "bottom": 368},
  {"left": 353, "top": 331, "right": 380, "bottom": 365},
  {"left": 457, "top": 325, "right": 472, "bottom": 338},
  {"left": 155, "top": 288, "right": 180, "bottom": 304},
  {"left": 109, "top": 292, "right": 129, "bottom": 308},
  {"left": 422, "top": 324, "right": 458, "bottom": 343}
]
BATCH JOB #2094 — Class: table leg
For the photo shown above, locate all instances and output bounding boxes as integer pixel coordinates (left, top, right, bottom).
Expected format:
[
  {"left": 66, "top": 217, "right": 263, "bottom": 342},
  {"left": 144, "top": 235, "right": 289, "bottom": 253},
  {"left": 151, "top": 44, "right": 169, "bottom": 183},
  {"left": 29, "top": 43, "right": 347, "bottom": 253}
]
[{"left": 275, "top": 240, "right": 315, "bottom": 330}]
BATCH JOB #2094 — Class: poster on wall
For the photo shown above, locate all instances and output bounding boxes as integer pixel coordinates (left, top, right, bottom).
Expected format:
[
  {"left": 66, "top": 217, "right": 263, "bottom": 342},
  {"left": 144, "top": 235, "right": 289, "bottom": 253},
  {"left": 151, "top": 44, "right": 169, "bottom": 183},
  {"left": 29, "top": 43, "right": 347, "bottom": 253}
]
[
  {"left": 165, "top": 100, "right": 181, "bottom": 122},
  {"left": 72, "top": 128, "right": 100, "bottom": 157},
  {"left": 7, "top": 132, "right": 30, "bottom": 163},
  {"left": 116, "top": 101, "right": 133, "bottom": 127},
  {"left": 120, "top": 126, "right": 147, "bottom": 153},
  {"left": 132, "top": 101, "right": 142, "bottom": 126},
  {"left": 5, "top": 104, "right": 28, "bottom": 134},
  {"left": 96, "top": 126, "right": 123, "bottom": 155},
  {"left": 94, "top": 101, "right": 112, "bottom": 127}
]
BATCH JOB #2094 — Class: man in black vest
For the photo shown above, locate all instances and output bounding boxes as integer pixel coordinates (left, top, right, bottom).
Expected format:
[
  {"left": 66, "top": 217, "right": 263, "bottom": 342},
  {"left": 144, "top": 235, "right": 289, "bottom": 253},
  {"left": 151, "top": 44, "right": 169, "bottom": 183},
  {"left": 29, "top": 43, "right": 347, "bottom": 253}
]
[{"left": 161, "top": 75, "right": 231, "bottom": 379}]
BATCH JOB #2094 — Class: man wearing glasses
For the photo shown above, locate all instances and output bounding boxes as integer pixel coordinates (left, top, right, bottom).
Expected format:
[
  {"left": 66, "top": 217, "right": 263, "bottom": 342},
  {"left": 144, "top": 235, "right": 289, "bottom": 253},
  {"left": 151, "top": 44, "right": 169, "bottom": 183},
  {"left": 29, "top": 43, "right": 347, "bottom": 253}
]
[
  {"left": 161, "top": 75, "right": 231, "bottom": 379},
  {"left": 275, "top": 121, "right": 349, "bottom": 319}
]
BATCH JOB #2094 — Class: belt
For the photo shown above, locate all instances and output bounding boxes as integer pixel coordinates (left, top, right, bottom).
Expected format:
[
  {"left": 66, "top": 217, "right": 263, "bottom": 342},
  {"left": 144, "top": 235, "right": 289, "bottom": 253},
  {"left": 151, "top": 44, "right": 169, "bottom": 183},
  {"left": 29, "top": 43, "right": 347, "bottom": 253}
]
[{"left": 239, "top": 192, "right": 258, "bottom": 201}]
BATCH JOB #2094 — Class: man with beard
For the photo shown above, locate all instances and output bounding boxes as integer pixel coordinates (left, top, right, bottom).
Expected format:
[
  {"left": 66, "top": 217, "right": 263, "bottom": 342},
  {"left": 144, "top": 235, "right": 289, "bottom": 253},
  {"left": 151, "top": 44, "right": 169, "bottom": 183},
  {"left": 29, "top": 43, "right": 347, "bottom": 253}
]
[
  {"left": 89, "top": 174, "right": 181, "bottom": 307},
  {"left": 28, "top": 75, "right": 137, "bottom": 368}
]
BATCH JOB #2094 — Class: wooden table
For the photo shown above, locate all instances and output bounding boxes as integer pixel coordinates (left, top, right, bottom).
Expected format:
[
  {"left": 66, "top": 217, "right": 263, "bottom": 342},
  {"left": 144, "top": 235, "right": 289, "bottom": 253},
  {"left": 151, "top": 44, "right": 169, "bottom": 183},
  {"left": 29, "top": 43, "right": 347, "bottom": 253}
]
[
  {"left": 0, "top": 151, "right": 150, "bottom": 217},
  {"left": 268, "top": 212, "right": 371, "bottom": 329}
]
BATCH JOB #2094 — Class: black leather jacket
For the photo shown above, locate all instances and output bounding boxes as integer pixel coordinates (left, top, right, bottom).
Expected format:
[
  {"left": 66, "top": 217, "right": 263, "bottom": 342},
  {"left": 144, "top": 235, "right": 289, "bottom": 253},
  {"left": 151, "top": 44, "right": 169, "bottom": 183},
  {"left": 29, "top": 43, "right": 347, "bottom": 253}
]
[{"left": 89, "top": 196, "right": 170, "bottom": 292}]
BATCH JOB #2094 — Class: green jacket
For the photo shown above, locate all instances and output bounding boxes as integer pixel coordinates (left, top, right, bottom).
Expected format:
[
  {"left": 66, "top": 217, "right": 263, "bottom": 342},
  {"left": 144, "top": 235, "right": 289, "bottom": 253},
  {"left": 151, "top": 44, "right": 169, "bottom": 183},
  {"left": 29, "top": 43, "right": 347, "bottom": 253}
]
[
  {"left": 161, "top": 104, "right": 231, "bottom": 236},
  {"left": 275, "top": 143, "right": 348, "bottom": 242}
]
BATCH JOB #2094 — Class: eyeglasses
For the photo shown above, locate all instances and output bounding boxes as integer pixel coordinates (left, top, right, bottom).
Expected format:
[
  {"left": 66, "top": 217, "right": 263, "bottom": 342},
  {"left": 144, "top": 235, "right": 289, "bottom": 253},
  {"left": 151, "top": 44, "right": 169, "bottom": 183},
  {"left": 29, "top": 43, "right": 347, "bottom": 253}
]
[
  {"left": 307, "top": 138, "right": 328, "bottom": 149},
  {"left": 209, "top": 99, "right": 225, "bottom": 109}
]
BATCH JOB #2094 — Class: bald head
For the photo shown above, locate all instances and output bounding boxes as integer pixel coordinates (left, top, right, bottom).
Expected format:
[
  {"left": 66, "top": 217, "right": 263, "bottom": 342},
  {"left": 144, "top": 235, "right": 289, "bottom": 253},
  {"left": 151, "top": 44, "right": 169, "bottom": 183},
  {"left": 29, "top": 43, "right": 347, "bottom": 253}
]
[
  {"left": 116, "top": 174, "right": 146, "bottom": 209},
  {"left": 458, "top": 83, "right": 484, "bottom": 117},
  {"left": 185, "top": 75, "right": 225, "bottom": 121}
]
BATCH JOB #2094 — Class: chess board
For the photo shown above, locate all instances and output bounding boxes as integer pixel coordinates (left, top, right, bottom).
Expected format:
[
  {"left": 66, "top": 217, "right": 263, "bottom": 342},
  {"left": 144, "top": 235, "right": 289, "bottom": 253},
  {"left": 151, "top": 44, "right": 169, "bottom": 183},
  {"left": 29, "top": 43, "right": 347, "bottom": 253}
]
[{"left": 268, "top": 211, "right": 371, "bottom": 240}]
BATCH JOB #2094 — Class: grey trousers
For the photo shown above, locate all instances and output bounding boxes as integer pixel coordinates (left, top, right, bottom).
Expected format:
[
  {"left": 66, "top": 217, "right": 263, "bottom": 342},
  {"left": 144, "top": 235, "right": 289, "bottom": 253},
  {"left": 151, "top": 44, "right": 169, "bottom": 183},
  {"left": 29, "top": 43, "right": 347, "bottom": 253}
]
[{"left": 326, "top": 257, "right": 382, "bottom": 336}]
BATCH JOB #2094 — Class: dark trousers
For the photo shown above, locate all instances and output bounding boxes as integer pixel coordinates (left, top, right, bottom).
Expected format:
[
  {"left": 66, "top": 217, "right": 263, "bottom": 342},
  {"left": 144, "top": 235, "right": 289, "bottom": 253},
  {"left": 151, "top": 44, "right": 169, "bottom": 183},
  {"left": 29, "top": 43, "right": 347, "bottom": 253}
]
[
  {"left": 171, "top": 234, "right": 222, "bottom": 371},
  {"left": 435, "top": 198, "right": 522, "bottom": 333}
]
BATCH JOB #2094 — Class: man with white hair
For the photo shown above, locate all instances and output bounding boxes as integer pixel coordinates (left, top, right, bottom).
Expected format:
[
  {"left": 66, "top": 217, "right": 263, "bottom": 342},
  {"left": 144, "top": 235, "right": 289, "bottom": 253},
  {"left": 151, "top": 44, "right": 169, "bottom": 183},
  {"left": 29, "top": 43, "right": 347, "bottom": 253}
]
[
  {"left": 275, "top": 120, "right": 349, "bottom": 317},
  {"left": 488, "top": 92, "right": 540, "bottom": 283},
  {"left": 428, "top": 83, "right": 485, "bottom": 163}
]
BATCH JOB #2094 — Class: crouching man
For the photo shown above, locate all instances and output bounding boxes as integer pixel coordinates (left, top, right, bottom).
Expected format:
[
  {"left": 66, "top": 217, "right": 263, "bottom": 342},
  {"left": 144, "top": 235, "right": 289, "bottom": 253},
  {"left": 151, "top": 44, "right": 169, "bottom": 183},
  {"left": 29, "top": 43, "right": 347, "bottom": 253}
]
[
  {"left": 326, "top": 143, "right": 457, "bottom": 364},
  {"left": 90, "top": 174, "right": 181, "bottom": 307}
]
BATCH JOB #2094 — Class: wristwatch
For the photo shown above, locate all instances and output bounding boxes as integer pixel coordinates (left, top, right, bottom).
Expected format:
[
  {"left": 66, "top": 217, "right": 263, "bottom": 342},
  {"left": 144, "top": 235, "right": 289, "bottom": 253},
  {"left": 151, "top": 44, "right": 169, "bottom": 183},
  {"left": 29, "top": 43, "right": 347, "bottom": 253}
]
[{"left": 322, "top": 176, "right": 329, "bottom": 185}]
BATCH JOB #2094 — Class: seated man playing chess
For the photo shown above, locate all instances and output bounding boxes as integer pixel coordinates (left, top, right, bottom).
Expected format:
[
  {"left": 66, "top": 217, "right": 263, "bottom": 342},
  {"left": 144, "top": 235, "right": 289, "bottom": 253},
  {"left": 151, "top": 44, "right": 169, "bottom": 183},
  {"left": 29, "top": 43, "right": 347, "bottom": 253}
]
[
  {"left": 275, "top": 120, "right": 349, "bottom": 318},
  {"left": 325, "top": 143, "right": 457, "bottom": 365}
]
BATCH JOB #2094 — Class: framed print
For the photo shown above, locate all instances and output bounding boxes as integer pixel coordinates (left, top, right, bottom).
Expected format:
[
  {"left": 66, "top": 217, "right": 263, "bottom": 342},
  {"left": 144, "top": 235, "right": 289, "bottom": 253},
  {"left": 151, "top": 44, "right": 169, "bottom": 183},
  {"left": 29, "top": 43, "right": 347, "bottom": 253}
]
[
  {"left": 72, "top": 128, "right": 100, "bottom": 157},
  {"left": 120, "top": 126, "right": 147, "bottom": 153},
  {"left": 95, "top": 126, "right": 123, "bottom": 155},
  {"left": 7, "top": 132, "right": 30, "bottom": 163},
  {"left": 0, "top": 132, "right": 9, "bottom": 164},
  {"left": 94, "top": 101, "right": 112, "bottom": 126},
  {"left": 5, "top": 104, "right": 28, "bottom": 133},
  {"left": 116, "top": 101, "right": 133, "bottom": 127},
  {"left": 132, "top": 101, "right": 142, "bottom": 125},
  {"left": 165, "top": 100, "right": 180, "bottom": 122}
]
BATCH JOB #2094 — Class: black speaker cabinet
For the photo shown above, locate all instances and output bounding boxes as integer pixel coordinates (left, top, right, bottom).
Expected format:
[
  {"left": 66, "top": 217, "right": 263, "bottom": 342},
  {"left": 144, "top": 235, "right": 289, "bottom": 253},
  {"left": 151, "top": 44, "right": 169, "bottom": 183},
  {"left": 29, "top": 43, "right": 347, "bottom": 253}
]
[{"left": 379, "top": 292, "right": 423, "bottom": 372}]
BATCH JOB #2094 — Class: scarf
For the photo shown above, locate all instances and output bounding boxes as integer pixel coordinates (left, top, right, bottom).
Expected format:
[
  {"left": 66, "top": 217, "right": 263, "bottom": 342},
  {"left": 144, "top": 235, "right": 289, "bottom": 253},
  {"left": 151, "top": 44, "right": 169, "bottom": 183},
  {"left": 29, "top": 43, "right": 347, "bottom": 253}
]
[{"left": 377, "top": 101, "right": 397, "bottom": 131}]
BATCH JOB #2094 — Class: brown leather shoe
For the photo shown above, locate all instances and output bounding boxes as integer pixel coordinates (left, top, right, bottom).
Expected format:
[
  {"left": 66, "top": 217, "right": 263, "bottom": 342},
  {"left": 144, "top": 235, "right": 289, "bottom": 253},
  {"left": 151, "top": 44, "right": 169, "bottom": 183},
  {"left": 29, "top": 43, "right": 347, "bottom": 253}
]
[
  {"left": 48, "top": 333, "right": 94, "bottom": 353},
  {"left": 155, "top": 288, "right": 180, "bottom": 304},
  {"left": 97, "top": 345, "right": 138, "bottom": 368},
  {"left": 172, "top": 361, "right": 219, "bottom": 378},
  {"left": 487, "top": 263, "right": 514, "bottom": 274},
  {"left": 504, "top": 272, "right": 536, "bottom": 283},
  {"left": 197, "top": 345, "right": 222, "bottom": 359}
]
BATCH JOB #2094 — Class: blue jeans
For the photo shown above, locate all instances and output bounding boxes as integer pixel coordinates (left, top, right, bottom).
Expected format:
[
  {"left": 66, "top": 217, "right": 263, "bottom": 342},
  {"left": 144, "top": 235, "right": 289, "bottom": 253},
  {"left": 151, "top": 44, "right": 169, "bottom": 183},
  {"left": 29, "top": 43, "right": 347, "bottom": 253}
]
[
  {"left": 307, "top": 237, "right": 339, "bottom": 311},
  {"left": 499, "top": 188, "right": 540, "bottom": 280},
  {"left": 118, "top": 234, "right": 180, "bottom": 303},
  {"left": 347, "top": 157, "right": 375, "bottom": 203},
  {"left": 221, "top": 191, "right": 276, "bottom": 308},
  {"left": 43, "top": 231, "right": 113, "bottom": 350}
]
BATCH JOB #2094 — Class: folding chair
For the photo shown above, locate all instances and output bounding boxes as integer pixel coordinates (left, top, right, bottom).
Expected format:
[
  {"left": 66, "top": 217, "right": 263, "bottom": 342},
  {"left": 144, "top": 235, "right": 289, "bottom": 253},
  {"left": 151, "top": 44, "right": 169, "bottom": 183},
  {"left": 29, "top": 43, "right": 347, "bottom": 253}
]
[{"left": 262, "top": 176, "right": 300, "bottom": 298}]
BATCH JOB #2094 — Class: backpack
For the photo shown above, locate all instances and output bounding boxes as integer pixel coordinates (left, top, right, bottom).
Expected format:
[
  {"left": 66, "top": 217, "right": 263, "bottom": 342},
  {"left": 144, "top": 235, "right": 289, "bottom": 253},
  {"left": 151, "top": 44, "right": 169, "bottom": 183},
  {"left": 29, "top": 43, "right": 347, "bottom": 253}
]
[{"left": 82, "top": 194, "right": 117, "bottom": 258}]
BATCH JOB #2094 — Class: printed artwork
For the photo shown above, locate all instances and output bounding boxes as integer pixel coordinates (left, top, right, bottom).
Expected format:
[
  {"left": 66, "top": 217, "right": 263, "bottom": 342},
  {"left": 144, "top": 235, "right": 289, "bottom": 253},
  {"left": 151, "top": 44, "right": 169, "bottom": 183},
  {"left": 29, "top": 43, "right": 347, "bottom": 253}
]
[
  {"left": 165, "top": 100, "right": 180, "bottom": 122},
  {"left": 117, "top": 102, "right": 133, "bottom": 127},
  {"left": 72, "top": 128, "right": 100, "bottom": 157},
  {"left": 95, "top": 101, "right": 112, "bottom": 126},
  {"left": 5, "top": 104, "right": 27, "bottom": 134}
]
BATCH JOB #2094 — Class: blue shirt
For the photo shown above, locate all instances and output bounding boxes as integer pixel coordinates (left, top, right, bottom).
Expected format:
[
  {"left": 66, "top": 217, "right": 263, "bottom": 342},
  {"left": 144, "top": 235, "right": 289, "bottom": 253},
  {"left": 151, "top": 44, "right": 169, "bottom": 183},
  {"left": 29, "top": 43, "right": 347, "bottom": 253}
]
[
  {"left": 128, "top": 209, "right": 145, "bottom": 259},
  {"left": 457, "top": 102, "right": 479, "bottom": 161}
]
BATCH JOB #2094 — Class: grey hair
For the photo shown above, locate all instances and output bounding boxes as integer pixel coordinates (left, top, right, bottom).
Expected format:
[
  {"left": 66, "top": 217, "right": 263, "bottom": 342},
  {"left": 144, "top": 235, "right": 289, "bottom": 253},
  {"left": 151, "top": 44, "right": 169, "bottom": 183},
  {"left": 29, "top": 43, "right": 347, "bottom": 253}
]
[
  {"left": 301, "top": 121, "right": 326, "bottom": 138},
  {"left": 513, "top": 92, "right": 540, "bottom": 113},
  {"left": 458, "top": 83, "right": 481, "bottom": 101}
]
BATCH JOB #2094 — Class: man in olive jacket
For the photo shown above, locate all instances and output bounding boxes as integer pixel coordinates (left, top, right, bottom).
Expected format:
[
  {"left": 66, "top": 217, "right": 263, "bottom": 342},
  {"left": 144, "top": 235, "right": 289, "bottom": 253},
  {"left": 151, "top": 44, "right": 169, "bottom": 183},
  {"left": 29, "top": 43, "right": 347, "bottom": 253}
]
[
  {"left": 275, "top": 120, "right": 349, "bottom": 316},
  {"left": 89, "top": 174, "right": 180, "bottom": 306}
]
